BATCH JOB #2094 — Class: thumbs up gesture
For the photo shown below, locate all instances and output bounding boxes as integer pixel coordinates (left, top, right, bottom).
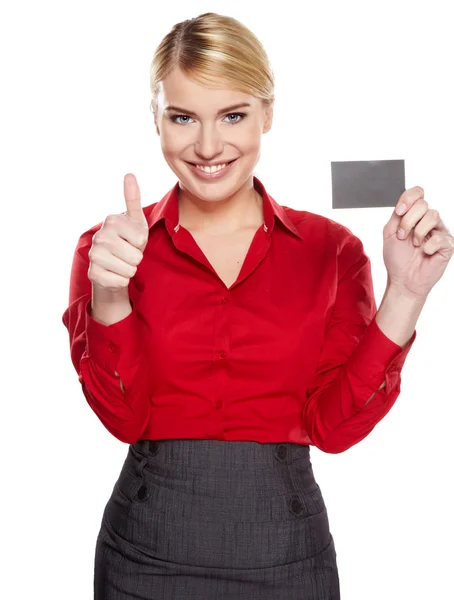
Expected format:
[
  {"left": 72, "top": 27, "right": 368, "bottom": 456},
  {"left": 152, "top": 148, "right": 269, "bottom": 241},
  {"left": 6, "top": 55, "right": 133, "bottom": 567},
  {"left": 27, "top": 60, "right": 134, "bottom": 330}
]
[{"left": 88, "top": 174, "right": 149, "bottom": 293}]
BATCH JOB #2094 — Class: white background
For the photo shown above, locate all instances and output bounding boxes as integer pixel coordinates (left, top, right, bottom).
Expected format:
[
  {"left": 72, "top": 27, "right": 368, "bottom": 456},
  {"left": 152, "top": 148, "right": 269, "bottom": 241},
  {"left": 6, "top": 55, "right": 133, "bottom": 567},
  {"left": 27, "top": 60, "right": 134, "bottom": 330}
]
[{"left": 2, "top": 0, "right": 453, "bottom": 598}]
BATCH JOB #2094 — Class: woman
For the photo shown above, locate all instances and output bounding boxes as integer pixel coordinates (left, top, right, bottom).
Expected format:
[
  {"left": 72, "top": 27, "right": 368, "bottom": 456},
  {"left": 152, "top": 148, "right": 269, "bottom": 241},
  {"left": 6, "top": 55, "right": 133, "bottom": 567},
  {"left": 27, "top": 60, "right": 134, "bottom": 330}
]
[{"left": 62, "top": 11, "right": 453, "bottom": 600}]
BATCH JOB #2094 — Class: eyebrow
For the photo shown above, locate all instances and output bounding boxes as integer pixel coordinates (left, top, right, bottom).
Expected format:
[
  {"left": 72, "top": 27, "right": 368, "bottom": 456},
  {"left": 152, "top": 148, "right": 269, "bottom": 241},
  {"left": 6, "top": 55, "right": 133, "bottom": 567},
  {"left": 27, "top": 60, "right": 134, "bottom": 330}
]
[{"left": 164, "top": 102, "right": 251, "bottom": 117}]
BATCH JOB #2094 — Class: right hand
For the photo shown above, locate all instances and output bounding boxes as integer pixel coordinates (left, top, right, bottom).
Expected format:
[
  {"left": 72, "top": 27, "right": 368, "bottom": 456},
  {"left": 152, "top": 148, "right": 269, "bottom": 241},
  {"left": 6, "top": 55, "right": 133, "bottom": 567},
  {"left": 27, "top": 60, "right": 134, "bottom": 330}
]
[{"left": 88, "top": 174, "right": 149, "bottom": 293}]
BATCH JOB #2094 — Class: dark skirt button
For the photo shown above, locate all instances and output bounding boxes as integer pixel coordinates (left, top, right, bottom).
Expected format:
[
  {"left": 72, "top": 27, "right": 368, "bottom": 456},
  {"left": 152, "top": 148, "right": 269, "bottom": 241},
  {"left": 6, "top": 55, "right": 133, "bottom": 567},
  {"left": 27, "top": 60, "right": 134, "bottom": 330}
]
[
  {"left": 136, "top": 485, "right": 148, "bottom": 500},
  {"left": 291, "top": 497, "right": 302, "bottom": 514},
  {"left": 277, "top": 445, "right": 287, "bottom": 460}
]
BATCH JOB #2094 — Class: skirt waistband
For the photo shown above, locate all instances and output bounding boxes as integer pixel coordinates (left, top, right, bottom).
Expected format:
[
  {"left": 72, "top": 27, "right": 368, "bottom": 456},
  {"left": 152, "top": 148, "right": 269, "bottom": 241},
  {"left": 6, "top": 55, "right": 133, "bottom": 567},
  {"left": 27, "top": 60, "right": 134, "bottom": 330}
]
[{"left": 132, "top": 439, "right": 311, "bottom": 470}]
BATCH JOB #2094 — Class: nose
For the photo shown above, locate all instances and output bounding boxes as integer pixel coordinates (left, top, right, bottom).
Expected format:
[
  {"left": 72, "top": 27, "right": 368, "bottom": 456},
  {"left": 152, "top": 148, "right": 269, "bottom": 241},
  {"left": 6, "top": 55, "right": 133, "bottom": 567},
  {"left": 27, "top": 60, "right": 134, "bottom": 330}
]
[{"left": 194, "top": 123, "right": 224, "bottom": 160}]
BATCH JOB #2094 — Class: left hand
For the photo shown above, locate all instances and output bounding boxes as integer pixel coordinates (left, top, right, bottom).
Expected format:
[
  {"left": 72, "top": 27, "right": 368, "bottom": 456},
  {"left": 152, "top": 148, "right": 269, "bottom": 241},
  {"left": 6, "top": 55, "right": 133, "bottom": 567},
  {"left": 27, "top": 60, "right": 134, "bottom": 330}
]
[{"left": 384, "top": 186, "right": 454, "bottom": 299}]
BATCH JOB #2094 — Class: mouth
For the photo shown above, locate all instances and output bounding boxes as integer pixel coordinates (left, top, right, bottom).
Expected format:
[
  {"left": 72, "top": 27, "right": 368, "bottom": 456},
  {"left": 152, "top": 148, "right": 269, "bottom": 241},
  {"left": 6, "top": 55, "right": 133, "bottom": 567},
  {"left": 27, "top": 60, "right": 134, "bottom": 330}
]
[
  {"left": 184, "top": 158, "right": 239, "bottom": 180},
  {"left": 186, "top": 159, "right": 237, "bottom": 168}
]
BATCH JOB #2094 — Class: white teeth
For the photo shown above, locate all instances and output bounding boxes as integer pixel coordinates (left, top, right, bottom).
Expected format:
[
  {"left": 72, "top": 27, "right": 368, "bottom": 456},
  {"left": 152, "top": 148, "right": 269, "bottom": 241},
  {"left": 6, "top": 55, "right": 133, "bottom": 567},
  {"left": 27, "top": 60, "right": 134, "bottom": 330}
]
[{"left": 196, "top": 163, "right": 227, "bottom": 173}]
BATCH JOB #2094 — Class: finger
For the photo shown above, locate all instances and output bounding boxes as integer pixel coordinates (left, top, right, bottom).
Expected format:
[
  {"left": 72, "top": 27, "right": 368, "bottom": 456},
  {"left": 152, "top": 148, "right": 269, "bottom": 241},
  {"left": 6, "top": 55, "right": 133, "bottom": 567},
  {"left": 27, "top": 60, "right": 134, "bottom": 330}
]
[
  {"left": 412, "top": 210, "right": 441, "bottom": 245},
  {"left": 88, "top": 262, "right": 132, "bottom": 289},
  {"left": 90, "top": 246, "right": 138, "bottom": 278},
  {"left": 124, "top": 173, "right": 145, "bottom": 223},
  {"left": 423, "top": 233, "right": 454, "bottom": 256},
  {"left": 98, "top": 215, "right": 147, "bottom": 250},
  {"left": 108, "top": 236, "right": 143, "bottom": 266},
  {"left": 386, "top": 196, "right": 427, "bottom": 236},
  {"left": 395, "top": 186, "right": 424, "bottom": 216},
  {"left": 396, "top": 199, "right": 429, "bottom": 239}
]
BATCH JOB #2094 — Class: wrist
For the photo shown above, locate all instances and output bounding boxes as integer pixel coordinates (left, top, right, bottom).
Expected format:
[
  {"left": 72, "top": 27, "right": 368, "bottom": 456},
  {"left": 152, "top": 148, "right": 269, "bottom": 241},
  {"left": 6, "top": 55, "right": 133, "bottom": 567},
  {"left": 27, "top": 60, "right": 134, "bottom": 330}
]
[
  {"left": 376, "top": 285, "right": 425, "bottom": 348},
  {"left": 385, "top": 283, "right": 429, "bottom": 305},
  {"left": 92, "top": 284, "right": 130, "bottom": 303},
  {"left": 385, "top": 274, "right": 430, "bottom": 303},
  {"left": 91, "top": 284, "right": 132, "bottom": 326}
]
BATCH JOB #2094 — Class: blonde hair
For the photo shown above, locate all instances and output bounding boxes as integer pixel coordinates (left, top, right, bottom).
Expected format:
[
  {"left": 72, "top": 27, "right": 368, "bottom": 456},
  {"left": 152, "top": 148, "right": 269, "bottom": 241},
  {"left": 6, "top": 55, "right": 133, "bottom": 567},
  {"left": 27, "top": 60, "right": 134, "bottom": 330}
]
[{"left": 149, "top": 12, "right": 275, "bottom": 116}]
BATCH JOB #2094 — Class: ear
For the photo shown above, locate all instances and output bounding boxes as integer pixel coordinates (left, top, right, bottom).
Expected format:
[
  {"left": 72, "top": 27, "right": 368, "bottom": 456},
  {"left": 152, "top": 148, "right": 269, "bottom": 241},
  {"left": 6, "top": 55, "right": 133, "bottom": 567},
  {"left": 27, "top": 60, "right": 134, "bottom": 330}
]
[
  {"left": 154, "top": 116, "right": 160, "bottom": 136},
  {"left": 262, "top": 102, "right": 274, "bottom": 134}
]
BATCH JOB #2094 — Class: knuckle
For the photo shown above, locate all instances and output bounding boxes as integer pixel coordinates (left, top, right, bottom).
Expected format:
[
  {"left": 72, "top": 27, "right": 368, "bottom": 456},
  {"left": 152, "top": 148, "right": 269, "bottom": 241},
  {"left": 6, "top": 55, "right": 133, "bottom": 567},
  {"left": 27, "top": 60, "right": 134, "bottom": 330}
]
[
  {"left": 92, "top": 230, "right": 106, "bottom": 245},
  {"left": 104, "top": 213, "right": 117, "bottom": 225},
  {"left": 405, "top": 187, "right": 424, "bottom": 202},
  {"left": 428, "top": 234, "right": 440, "bottom": 246},
  {"left": 129, "top": 251, "right": 143, "bottom": 266},
  {"left": 416, "top": 198, "right": 428, "bottom": 209},
  {"left": 88, "top": 245, "right": 99, "bottom": 261},
  {"left": 88, "top": 263, "right": 100, "bottom": 283},
  {"left": 136, "top": 223, "right": 149, "bottom": 244}
]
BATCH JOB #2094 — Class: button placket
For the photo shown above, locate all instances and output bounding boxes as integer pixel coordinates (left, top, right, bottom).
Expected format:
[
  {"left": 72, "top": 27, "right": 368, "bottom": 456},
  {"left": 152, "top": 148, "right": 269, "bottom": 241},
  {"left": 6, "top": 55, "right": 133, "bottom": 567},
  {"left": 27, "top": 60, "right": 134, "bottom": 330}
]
[{"left": 274, "top": 444, "right": 307, "bottom": 518}]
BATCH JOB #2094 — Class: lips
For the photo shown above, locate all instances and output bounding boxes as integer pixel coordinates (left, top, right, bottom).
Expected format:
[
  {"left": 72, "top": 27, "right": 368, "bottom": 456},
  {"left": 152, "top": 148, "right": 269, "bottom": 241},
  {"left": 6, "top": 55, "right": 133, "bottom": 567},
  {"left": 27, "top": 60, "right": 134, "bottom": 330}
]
[{"left": 184, "top": 157, "right": 239, "bottom": 180}]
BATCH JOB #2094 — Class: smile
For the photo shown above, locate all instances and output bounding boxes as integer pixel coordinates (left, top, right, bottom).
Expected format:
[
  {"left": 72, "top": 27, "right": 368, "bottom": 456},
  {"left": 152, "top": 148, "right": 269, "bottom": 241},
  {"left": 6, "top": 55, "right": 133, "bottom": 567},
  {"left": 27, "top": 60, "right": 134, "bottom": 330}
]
[{"left": 185, "top": 158, "right": 238, "bottom": 180}]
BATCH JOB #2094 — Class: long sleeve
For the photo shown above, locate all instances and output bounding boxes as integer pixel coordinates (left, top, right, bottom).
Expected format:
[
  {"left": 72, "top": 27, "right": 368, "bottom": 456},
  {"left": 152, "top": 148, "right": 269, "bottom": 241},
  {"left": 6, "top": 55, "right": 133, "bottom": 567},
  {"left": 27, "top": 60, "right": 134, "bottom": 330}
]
[
  {"left": 62, "top": 228, "right": 151, "bottom": 444},
  {"left": 301, "top": 228, "right": 417, "bottom": 454}
]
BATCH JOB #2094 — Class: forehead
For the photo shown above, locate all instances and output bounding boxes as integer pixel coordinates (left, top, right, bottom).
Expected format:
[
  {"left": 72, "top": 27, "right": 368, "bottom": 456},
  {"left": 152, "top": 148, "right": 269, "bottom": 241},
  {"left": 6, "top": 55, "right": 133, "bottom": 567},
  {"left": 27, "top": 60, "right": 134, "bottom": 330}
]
[{"left": 157, "top": 67, "right": 257, "bottom": 112}]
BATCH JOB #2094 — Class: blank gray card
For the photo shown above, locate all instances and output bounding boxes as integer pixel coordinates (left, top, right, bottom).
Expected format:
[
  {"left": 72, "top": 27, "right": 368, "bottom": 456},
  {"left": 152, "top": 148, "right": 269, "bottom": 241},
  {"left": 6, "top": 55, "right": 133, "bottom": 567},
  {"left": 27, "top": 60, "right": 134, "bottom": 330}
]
[{"left": 331, "top": 160, "right": 406, "bottom": 209}]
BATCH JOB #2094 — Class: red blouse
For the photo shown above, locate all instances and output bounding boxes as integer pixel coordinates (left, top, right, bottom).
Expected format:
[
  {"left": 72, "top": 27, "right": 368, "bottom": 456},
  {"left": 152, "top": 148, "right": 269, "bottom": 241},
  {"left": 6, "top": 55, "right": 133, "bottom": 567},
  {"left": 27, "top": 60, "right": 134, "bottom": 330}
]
[{"left": 62, "top": 175, "right": 416, "bottom": 452}]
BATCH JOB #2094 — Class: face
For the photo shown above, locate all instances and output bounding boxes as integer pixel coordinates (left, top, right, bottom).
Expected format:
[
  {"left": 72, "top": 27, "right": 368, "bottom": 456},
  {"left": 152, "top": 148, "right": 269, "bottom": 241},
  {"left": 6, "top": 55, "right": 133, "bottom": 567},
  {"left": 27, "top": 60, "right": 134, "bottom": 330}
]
[{"left": 154, "top": 67, "right": 273, "bottom": 203}]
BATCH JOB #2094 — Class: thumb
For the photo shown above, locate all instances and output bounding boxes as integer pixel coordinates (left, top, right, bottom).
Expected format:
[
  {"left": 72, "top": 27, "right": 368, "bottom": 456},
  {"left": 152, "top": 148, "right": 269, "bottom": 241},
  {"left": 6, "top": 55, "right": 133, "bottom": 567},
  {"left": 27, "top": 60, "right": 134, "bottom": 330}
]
[{"left": 123, "top": 173, "right": 146, "bottom": 223}]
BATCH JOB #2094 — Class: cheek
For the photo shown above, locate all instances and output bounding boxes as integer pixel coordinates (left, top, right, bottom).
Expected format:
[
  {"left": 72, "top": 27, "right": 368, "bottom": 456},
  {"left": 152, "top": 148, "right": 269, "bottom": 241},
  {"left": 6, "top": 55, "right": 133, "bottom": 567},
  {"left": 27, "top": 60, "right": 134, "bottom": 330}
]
[
  {"left": 160, "top": 125, "right": 187, "bottom": 154},
  {"left": 160, "top": 134, "right": 177, "bottom": 154},
  {"left": 238, "top": 136, "right": 261, "bottom": 157},
  {"left": 235, "top": 121, "right": 262, "bottom": 150}
]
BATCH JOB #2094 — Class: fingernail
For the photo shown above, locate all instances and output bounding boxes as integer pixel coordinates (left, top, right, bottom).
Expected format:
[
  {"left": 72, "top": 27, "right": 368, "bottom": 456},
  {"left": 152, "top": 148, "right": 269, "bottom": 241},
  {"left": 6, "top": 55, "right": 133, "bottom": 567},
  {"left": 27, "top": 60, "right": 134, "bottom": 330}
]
[{"left": 396, "top": 204, "right": 407, "bottom": 215}]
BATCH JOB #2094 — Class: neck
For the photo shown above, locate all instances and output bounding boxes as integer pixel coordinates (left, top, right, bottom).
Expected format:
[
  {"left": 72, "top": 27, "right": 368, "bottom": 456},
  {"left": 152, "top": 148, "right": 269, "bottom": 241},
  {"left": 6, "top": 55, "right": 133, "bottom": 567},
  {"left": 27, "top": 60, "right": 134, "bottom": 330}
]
[{"left": 178, "top": 181, "right": 264, "bottom": 235}]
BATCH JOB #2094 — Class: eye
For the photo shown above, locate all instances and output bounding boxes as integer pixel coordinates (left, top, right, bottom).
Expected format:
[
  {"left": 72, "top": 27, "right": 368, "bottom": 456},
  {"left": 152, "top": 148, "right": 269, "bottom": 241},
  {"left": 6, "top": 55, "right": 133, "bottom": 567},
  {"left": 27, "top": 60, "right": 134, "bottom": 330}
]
[
  {"left": 170, "top": 112, "right": 246, "bottom": 125},
  {"left": 171, "top": 115, "right": 194, "bottom": 125},
  {"left": 225, "top": 112, "right": 246, "bottom": 123}
]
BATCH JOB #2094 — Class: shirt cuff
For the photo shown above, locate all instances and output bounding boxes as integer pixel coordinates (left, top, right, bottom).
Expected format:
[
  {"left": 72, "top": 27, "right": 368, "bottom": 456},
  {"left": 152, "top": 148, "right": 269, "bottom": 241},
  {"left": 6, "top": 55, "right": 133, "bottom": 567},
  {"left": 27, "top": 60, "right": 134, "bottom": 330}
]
[
  {"left": 348, "top": 313, "right": 417, "bottom": 398},
  {"left": 85, "top": 298, "right": 142, "bottom": 373}
]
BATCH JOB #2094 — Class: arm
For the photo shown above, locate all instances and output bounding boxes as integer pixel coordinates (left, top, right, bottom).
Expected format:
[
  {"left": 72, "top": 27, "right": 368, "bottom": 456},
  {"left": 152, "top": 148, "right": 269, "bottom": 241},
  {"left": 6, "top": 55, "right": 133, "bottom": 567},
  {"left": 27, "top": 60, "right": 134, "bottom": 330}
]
[
  {"left": 301, "top": 228, "right": 418, "bottom": 454},
  {"left": 363, "top": 287, "right": 426, "bottom": 407},
  {"left": 62, "top": 227, "right": 151, "bottom": 444}
]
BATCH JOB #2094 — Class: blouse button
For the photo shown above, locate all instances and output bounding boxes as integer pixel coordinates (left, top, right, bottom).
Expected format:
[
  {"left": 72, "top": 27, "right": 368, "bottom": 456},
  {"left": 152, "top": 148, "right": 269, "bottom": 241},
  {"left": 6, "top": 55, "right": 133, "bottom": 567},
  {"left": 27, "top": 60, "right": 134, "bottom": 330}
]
[
  {"left": 109, "top": 343, "right": 117, "bottom": 353},
  {"left": 219, "top": 351, "right": 227, "bottom": 359},
  {"left": 221, "top": 297, "right": 228, "bottom": 304},
  {"left": 215, "top": 399, "right": 223, "bottom": 410}
]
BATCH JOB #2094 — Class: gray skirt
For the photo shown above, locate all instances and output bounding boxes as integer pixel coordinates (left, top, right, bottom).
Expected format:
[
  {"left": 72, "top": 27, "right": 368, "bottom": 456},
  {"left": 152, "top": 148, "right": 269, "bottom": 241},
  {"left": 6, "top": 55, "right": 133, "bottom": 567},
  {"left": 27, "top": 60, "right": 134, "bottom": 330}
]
[{"left": 94, "top": 439, "right": 340, "bottom": 599}]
